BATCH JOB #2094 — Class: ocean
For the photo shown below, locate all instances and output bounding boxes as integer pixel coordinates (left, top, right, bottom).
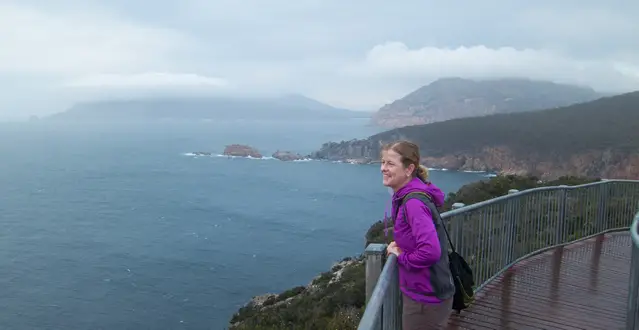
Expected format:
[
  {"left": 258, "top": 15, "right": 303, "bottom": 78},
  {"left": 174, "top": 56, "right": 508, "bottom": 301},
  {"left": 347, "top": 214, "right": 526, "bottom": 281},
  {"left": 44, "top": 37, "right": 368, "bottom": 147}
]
[{"left": 0, "top": 120, "right": 488, "bottom": 329}]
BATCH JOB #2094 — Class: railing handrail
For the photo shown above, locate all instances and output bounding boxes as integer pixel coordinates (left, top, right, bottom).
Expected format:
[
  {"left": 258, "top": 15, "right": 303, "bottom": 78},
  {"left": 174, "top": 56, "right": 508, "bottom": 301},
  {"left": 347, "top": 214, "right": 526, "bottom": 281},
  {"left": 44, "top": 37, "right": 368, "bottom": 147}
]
[
  {"left": 439, "top": 179, "right": 637, "bottom": 218},
  {"left": 359, "top": 179, "right": 639, "bottom": 330},
  {"left": 357, "top": 254, "right": 397, "bottom": 330}
]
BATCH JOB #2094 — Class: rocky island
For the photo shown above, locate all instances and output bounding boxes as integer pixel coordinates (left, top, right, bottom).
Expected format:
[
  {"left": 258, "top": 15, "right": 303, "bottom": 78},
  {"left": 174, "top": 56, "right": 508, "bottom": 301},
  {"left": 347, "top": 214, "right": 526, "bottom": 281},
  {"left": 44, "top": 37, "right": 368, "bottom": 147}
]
[
  {"left": 311, "top": 91, "right": 639, "bottom": 180},
  {"left": 191, "top": 146, "right": 311, "bottom": 161},
  {"left": 223, "top": 144, "right": 263, "bottom": 158},
  {"left": 271, "top": 150, "right": 305, "bottom": 161}
]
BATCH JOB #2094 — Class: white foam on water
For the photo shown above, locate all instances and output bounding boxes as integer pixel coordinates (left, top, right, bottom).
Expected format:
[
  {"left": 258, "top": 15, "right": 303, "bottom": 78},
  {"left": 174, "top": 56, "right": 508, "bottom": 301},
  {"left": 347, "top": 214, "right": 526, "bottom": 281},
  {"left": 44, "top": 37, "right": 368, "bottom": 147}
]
[
  {"left": 182, "top": 152, "right": 276, "bottom": 160},
  {"left": 182, "top": 152, "right": 322, "bottom": 163}
]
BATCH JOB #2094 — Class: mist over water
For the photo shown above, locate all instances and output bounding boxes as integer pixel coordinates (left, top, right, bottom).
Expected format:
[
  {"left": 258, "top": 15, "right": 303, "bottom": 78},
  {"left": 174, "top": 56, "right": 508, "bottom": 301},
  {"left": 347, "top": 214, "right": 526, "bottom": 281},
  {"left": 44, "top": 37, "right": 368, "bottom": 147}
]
[{"left": 0, "top": 120, "right": 487, "bottom": 329}]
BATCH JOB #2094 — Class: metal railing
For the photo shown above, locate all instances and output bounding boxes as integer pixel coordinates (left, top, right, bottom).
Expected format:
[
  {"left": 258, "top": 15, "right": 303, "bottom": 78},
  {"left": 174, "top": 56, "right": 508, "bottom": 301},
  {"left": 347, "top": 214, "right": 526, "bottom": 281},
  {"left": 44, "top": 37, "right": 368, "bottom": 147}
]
[
  {"left": 358, "top": 180, "right": 639, "bottom": 330},
  {"left": 628, "top": 212, "right": 639, "bottom": 330}
]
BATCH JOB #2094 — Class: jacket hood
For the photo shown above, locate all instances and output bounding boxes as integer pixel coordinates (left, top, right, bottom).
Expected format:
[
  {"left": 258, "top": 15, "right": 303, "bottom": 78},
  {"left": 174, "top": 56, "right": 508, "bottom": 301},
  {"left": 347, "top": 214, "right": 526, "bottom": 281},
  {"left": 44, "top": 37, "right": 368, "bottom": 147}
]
[{"left": 393, "top": 177, "right": 445, "bottom": 207}]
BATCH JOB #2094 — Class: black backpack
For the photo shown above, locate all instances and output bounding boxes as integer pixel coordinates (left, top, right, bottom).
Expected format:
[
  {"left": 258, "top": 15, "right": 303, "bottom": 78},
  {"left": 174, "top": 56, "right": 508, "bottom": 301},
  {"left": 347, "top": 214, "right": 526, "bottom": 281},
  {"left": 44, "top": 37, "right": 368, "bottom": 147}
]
[{"left": 392, "top": 191, "right": 476, "bottom": 314}]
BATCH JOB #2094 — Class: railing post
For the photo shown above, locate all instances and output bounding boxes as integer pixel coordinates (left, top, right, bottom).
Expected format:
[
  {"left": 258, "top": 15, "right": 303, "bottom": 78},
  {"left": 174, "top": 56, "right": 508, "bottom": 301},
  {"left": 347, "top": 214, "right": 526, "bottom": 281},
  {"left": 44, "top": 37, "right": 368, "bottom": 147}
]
[
  {"left": 365, "top": 243, "right": 387, "bottom": 304},
  {"left": 502, "top": 189, "right": 519, "bottom": 264},
  {"left": 556, "top": 186, "right": 568, "bottom": 244},
  {"left": 596, "top": 182, "right": 608, "bottom": 232},
  {"left": 452, "top": 203, "right": 465, "bottom": 253}
]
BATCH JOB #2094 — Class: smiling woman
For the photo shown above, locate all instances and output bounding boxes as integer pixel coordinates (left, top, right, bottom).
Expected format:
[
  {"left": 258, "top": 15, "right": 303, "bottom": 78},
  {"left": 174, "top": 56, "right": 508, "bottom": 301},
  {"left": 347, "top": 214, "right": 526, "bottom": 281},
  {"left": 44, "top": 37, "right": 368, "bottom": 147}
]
[{"left": 380, "top": 140, "right": 455, "bottom": 329}]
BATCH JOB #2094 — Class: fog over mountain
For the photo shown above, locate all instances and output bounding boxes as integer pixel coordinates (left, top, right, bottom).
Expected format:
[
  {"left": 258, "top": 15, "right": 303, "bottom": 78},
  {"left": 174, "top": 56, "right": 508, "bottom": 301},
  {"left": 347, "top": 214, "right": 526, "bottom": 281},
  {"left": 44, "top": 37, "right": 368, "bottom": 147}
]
[
  {"left": 1, "top": 1, "right": 637, "bottom": 120},
  {"left": 46, "top": 94, "right": 370, "bottom": 122}
]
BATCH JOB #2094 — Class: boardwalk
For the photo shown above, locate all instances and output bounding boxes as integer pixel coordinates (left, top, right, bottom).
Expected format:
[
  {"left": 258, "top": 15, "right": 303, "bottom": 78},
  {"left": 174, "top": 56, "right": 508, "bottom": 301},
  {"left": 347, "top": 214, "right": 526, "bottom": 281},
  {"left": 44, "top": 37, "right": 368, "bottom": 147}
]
[{"left": 447, "top": 232, "right": 632, "bottom": 330}]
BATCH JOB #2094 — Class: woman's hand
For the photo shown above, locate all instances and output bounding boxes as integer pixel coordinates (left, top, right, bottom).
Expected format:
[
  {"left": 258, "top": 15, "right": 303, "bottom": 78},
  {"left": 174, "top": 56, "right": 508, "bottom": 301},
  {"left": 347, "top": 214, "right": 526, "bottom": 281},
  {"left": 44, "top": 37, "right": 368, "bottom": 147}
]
[{"left": 387, "top": 241, "right": 402, "bottom": 257}]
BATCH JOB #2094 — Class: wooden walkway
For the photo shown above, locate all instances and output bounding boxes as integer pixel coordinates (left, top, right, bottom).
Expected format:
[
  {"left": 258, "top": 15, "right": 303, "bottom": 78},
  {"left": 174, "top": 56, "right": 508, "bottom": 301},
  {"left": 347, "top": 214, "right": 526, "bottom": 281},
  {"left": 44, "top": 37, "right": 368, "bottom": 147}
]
[{"left": 446, "top": 232, "right": 632, "bottom": 330}]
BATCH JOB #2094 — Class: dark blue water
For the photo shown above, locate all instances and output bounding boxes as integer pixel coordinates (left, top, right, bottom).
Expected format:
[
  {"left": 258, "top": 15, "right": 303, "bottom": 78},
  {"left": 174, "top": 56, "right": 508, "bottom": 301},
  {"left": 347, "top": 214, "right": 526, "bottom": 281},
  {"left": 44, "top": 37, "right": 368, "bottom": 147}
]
[{"left": 0, "top": 120, "right": 487, "bottom": 329}]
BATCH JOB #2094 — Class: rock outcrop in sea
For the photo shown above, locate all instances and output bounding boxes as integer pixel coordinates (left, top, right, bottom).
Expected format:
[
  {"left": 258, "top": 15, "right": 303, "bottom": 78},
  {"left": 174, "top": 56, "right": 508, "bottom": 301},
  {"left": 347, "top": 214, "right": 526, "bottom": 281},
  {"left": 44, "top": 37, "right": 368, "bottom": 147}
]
[
  {"left": 223, "top": 144, "right": 263, "bottom": 158},
  {"left": 271, "top": 150, "right": 304, "bottom": 161}
]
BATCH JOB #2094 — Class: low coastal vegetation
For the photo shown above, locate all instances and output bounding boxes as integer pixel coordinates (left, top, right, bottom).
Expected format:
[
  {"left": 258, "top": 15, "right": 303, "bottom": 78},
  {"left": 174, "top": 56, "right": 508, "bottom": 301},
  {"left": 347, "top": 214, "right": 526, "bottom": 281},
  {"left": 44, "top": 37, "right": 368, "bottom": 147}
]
[{"left": 228, "top": 175, "right": 599, "bottom": 330}]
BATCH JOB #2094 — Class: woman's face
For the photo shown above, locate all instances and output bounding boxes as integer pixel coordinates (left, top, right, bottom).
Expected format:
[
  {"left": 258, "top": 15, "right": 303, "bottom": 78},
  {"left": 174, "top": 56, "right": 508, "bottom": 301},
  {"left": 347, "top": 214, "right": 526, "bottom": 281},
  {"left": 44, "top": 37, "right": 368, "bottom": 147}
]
[{"left": 381, "top": 149, "right": 412, "bottom": 189}]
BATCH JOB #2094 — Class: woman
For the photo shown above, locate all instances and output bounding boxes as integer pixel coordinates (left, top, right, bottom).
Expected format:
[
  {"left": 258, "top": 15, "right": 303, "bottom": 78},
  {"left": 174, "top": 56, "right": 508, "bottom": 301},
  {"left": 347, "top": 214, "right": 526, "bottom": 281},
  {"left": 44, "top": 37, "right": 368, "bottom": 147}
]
[{"left": 381, "top": 140, "right": 455, "bottom": 330}]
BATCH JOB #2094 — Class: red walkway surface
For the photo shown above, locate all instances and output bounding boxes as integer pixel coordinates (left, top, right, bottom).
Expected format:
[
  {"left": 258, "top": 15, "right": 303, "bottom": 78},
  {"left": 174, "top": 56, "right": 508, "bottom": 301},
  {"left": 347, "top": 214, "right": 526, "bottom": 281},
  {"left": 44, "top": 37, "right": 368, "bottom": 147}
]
[{"left": 446, "top": 232, "right": 632, "bottom": 330}]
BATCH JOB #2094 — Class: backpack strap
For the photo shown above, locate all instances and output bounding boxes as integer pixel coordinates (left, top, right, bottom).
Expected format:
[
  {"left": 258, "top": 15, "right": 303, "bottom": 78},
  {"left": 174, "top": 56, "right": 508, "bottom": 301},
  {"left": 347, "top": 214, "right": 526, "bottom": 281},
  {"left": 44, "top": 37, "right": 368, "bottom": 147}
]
[{"left": 393, "top": 192, "right": 457, "bottom": 253}]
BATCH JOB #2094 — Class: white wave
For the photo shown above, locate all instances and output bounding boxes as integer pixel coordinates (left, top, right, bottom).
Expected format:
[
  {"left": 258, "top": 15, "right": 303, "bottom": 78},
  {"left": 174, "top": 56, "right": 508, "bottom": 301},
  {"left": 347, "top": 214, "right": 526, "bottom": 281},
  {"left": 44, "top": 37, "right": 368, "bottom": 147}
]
[
  {"left": 212, "top": 154, "right": 276, "bottom": 160},
  {"left": 182, "top": 152, "right": 281, "bottom": 161},
  {"left": 182, "top": 152, "right": 216, "bottom": 157},
  {"left": 184, "top": 152, "right": 314, "bottom": 162}
]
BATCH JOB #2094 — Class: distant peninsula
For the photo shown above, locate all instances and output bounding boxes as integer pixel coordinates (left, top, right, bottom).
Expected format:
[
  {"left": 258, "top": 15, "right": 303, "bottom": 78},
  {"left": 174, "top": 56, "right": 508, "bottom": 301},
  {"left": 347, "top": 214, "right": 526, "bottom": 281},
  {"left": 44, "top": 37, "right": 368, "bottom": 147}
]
[
  {"left": 311, "top": 91, "right": 639, "bottom": 180},
  {"left": 45, "top": 94, "right": 371, "bottom": 122}
]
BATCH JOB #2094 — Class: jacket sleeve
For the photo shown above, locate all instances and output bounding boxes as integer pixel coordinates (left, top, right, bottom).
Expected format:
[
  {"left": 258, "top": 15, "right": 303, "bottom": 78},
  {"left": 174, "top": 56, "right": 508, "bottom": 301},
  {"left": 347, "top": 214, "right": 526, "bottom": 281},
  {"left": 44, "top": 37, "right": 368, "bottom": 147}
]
[{"left": 397, "top": 199, "right": 442, "bottom": 271}]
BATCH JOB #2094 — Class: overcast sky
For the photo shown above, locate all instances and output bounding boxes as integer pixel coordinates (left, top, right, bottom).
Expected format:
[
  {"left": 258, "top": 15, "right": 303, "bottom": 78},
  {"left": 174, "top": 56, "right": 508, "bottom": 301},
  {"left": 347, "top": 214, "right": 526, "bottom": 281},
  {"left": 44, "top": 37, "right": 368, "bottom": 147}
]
[{"left": 1, "top": 0, "right": 638, "bottom": 119}]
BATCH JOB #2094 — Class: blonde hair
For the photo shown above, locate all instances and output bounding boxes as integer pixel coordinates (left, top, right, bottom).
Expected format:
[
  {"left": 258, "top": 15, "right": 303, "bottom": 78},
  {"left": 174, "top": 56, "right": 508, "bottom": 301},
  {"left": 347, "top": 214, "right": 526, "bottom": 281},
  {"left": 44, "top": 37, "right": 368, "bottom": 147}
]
[
  {"left": 381, "top": 140, "right": 430, "bottom": 182},
  {"left": 416, "top": 164, "right": 430, "bottom": 182}
]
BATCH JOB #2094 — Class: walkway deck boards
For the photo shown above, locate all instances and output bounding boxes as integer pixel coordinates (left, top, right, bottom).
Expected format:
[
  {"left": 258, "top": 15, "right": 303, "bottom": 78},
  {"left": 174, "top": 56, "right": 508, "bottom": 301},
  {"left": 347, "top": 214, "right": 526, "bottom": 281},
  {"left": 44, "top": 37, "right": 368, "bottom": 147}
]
[{"left": 446, "top": 232, "right": 632, "bottom": 330}]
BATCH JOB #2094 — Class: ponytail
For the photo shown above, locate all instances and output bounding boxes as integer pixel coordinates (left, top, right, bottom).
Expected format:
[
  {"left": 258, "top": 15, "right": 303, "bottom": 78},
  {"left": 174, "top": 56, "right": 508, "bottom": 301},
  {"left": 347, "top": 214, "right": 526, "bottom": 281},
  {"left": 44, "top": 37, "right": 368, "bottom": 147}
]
[{"left": 416, "top": 164, "right": 429, "bottom": 182}]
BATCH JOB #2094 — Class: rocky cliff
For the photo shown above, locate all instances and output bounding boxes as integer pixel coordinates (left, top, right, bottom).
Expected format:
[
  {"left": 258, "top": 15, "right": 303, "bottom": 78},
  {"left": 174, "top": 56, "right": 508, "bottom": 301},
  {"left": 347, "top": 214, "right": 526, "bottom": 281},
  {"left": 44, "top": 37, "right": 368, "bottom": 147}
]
[
  {"left": 313, "top": 91, "right": 639, "bottom": 180},
  {"left": 313, "top": 143, "right": 638, "bottom": 179},
  {"left": 371, "top": 77, "right": 603, "bottom": 128}
]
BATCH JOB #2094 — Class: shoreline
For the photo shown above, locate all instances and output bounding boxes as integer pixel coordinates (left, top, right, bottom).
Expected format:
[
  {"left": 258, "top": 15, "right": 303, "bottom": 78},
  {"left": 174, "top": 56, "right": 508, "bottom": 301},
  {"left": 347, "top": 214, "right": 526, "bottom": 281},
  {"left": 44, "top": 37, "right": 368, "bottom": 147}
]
[{"left": 182, "top": 152, "right": 498, "bottom": 177}]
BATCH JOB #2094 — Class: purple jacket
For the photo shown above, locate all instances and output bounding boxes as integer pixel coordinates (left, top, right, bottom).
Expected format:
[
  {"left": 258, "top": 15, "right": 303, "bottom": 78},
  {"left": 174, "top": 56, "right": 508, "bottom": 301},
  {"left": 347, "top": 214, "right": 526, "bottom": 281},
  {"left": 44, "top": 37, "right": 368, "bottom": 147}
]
[{"left": 392, "top": 177, "right": 455, "bottom": 304}]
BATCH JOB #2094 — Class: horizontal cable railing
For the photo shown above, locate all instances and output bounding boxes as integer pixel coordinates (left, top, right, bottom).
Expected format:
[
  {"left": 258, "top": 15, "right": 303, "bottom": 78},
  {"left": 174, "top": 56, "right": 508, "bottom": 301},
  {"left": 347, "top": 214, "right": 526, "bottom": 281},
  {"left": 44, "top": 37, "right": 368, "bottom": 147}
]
[{"left": 359, "top": 179, "right": 639, "bottom": 330}]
